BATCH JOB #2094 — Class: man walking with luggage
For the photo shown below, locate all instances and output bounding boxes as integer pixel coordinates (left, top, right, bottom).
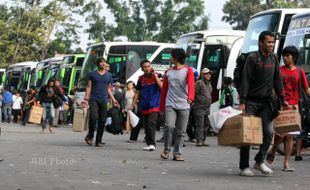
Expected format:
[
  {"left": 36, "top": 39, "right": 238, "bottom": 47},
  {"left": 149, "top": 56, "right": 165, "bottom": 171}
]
[
  {"left": 129, "top": 60, "right": 162, "bottom": 151},
  {"left": 239, "top": 31, "right": 285, "bottom": 176},
  {"left": 82, "top": 58, "right": 118, "bottom": 147}
]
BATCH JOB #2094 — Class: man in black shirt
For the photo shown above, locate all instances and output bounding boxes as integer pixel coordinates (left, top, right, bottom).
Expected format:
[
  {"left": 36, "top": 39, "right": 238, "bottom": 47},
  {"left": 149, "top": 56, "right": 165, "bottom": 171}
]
[{"left": 239, "top": 31, "right": 285, "bottom": 176}]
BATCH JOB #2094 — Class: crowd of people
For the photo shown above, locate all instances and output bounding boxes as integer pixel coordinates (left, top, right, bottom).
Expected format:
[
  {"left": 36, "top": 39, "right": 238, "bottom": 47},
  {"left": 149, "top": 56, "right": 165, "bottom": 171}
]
[
  {"left": 0, "top": 80, "right": 76, "bottom": 133},
  {"left": 1, "top": 30, "right": 309, "bottom": 177},
  {"left": 80, "top": 30, "right": 310, "bottom": 177}
]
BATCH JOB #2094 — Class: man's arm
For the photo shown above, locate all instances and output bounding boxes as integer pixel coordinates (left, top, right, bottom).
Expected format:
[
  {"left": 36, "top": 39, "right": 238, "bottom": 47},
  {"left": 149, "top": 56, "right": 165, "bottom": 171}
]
[
  {"left": 84, "top": 80, "right": 92, "bottom": 101},
  {"left": 107, "top": 84, "right": 117, "bottom": 104},
  {"left": 154, "top": 73, "right": 162, "bottom": 89},
  {"left": 130, "top": 90, "right": 140, "bottom": 110},
  {"left": 239, "top": 54, "right": 256, "bottom": 104}
]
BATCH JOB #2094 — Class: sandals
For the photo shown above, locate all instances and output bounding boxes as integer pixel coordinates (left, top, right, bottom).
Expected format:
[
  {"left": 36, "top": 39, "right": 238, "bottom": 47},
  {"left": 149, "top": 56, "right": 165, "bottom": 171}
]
[
  {"left": 282, "top": 167, "right": 295, "bottom": 172},
  {"left": 266, "top": 153, "right": 275, "bottom": 164},
  {"left": 160, "top": 151, "right": 169, "bottom": 159},
  {"left": 173, "top": 154, "right": 184, "bottom": 161}
]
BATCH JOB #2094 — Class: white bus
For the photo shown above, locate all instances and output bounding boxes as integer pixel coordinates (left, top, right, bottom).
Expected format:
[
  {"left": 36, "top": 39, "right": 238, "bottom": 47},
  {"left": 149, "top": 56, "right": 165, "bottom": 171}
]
[
  {"left": 5, "top": 61, "right": 38, "bottom": 93},
  {"left": 283, "top": 12, "right": 310, "bottom": 72},
  {"left": 241, "top": 8, "right": 310, "bottom": 57},
  {"left": 176, "top": 29, "right": 245, "bottom": 103}
]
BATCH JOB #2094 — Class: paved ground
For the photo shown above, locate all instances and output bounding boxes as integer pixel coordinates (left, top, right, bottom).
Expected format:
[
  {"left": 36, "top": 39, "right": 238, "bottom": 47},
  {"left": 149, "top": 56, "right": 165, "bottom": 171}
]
[{"left": 0, "top": 123, "right": 310, "bottom": 190}]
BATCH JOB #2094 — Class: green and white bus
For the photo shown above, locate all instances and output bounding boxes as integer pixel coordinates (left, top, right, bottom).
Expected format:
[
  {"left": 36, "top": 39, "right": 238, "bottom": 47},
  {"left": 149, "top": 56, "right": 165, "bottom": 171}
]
[
  {"left": 5, "top": 61, "right": 38, "bottom": 93},
  {"left": 55, "top": 54, "right": 85, "bottom": 95},
  {"left": 30, "top": 57, "right": 63, "bottom": 89}
]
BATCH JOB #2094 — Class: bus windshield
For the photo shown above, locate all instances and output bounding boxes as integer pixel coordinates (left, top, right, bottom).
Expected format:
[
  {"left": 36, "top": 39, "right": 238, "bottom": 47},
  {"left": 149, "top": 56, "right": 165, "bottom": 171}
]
[
  {"left": 283, "top": 15, "right": 310, "bottom": 67},
  {"left": 176, "top": 33, "right": 204, "bottom": 69},
  {"left": 241, "top": 13, "right": 281, "bottom": 53},
  {"left": 79, "top": 45, "right": 105, "bottom": 90},
  {"left": 63, "top": 56, "right": 74, "bottom": 65},
  {"left": 107, "top": 45, "right": 158, "bottom": 84}
]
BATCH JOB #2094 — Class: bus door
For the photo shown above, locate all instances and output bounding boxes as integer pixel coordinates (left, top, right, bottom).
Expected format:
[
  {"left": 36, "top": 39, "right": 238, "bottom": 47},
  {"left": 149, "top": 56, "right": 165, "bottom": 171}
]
[{"left": 201, "top": 44, "right": 229, "bottom": 103}]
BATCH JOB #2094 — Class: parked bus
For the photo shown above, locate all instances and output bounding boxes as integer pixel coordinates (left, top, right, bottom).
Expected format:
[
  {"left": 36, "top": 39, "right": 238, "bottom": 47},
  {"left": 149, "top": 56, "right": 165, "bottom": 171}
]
[
  {"left": 55, "top": 54, "right": 85, "bottom": 95},
  {"left": 30, "top": 57, "right": 63, "bottom": 89},
  {"left": 176, "top": 29, "right": 245, "bottom": 103},
  {"left": 283, "top": 12, "right": 310, "bottom": 73},
  {"left": 5, "top": 61, "right": 38, "bottom": 93},
  {"left": 0, "top": 69, "right": 5, "bottom": 90},
  {"left": 241, "top": 8, "right": 310, "bottom": 57},
  {"left": 76, "top": 41, "right": 174, "bottom": 104}
]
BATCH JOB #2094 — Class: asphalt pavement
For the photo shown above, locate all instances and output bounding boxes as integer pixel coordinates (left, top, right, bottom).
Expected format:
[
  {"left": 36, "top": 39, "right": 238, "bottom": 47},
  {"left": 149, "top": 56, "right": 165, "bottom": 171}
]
[{"left": 0, "top": 123, "right": 309, "bottom": 190}]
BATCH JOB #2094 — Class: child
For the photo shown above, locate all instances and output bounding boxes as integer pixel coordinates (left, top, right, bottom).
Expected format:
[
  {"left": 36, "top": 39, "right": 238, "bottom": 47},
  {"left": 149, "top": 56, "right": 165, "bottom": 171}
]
[
  {"left": 219, "top": 77, "right": 239, "bottom": 109},
  {"left": 12, "top": 91, "right": 23, "bottom": 123}
]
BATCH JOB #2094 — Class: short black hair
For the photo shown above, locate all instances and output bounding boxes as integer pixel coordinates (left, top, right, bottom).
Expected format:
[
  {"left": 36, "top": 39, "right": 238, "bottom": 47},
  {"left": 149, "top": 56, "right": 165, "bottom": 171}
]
[
  {"left": 223, "top": 77, "right": 232, "bottom": 85},
  {"left": 282, "top": 46, "right": 299, "bottom": 64},
  {"left": 259, "top": 31, "right": 274, "bottom": 42},
  {"left": 171, "top": 48, "right": 186, "bottom": 64},
  {"left": 96, "top": 57, "right": 108, "bottom": 66},
  {"left": 140, "top": 59, "right": 151, "bottom": 67}
]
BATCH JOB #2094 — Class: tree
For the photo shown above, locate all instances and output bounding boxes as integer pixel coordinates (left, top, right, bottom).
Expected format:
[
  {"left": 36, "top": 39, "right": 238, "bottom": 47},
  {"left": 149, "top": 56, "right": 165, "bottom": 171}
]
[{"left": 84, "top": 0, "right": 209, "bottom": 43}]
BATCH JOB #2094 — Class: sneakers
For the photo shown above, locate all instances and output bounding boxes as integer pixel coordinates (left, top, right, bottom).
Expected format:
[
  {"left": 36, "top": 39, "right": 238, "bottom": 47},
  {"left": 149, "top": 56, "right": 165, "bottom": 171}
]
[
  {"left": 239, "top": 168, "right": 254, "bottom": 177},
  {"left": 254, "top": 163, "right": 273, "bottom": 174},
  {"left": 143, "top": 145, "right": 155, "bottom": 151}
]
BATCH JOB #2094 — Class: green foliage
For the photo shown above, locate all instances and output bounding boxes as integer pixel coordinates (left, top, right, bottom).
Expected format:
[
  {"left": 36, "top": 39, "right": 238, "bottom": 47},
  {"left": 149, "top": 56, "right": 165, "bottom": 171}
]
[
  {"left": 0, "top": 0, "right": 85, "bottom": 67},
  {"left": 85, "top": 0, "right": 209, "bottom": 42}
]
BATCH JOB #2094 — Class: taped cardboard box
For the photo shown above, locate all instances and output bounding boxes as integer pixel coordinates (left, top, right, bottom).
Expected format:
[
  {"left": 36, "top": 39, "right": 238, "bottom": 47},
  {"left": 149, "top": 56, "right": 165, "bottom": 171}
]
[
  {"left": 72, "top": 108, "right": 88, "bottom": 132},
  {"left": 218, "top": 115, "right": 263, "bottom": 146},
  {"left": 28, "top": 106, "right": 43, "bottom": 124},
  {"left": 273, "top": 110, "right": 301, "bottom": 134}
]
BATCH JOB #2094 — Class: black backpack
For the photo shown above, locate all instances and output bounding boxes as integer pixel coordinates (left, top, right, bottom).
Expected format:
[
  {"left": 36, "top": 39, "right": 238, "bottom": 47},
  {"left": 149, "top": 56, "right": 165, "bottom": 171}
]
[
  {"left": 106, "top": 107, "right": 123, "bottom": 135},
  {"left": 233, "top": 52, "right": 256, "bottom": 92},
  {"left": 224, "top": 87, "right": 234, "bottom": 107},
  {"left": 233, "top": 51, "right": 277, "bottom": 92}
]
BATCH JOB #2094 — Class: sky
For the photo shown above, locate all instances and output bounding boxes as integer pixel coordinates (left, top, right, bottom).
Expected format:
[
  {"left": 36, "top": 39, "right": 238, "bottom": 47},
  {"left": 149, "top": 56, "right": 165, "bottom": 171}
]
[{"left": 78, "top": 0, "right": 231, "bottom": 50}]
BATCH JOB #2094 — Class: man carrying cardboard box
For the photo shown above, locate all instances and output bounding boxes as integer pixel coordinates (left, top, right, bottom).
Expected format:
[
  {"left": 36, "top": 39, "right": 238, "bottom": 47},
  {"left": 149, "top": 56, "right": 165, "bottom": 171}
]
[{"left": 239, "top": 31, "right": 285, "bottom": 177}]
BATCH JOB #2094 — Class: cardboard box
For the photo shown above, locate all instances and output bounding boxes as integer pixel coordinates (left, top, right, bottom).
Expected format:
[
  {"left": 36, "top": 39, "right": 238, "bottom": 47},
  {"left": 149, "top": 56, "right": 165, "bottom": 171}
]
[
  {"left": 218, "top": 115, "right": 263, "bottom": 146},
  {"left": 273, "top": 110, "right": 301, "bottom": 134},
  {"left": 72, "top": 108, "right": 88, "bottom": 132},
  {"left": 28, "top": 106, "right": 43, "bottom": 124}
]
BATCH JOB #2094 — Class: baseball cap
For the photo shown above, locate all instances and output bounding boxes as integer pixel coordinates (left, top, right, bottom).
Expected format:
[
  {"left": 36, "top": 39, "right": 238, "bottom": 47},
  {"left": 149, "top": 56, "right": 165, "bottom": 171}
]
[{"left": 201, "top": 68, "right": 211, "bottom": 74}]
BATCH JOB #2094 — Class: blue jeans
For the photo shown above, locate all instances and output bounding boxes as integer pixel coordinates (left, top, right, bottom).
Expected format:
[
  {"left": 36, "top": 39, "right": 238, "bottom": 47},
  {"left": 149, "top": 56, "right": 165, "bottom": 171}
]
[
  {"left": 3, "top": 104, "right": 12, "bottom": 123},
  {"left": 239, "top": 100, "right": 274, "bottom": 170},
  {"left": 164, "top": 106, "right": 190, "bottom": 154},
  {"left": 42, "top": 103, "right": 55, "bottom": 129}
]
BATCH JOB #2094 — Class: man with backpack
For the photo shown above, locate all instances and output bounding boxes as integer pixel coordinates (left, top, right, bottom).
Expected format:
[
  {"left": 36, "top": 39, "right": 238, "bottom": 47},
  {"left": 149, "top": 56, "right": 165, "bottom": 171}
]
[
  {"left": 238, "top": 31, "right": 285, "bottom": 177},
  {"left": 2, "top": 88, "right": 13, "bottom": 123}
]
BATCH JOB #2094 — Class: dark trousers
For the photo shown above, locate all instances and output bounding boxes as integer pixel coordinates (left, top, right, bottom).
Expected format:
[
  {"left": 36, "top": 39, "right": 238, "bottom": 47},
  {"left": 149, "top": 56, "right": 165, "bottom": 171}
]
[
  {"left": 87, "top": 100, "right": 107, "bottom": 144},
  {"left": 143, "top": 112, "right": 159, "bottom": 146},
  {"left": 186, "top": 109, "right": 196, "bottom": 139},
  {"left": 193, "top": 108, "right": 210, "bottom": 142},
  {"left": 239, "top": 101, "right": 274, "bottom": 170},
  {"left": 129, "top": 112, "right": 144, "bottom": 141},
  {"left": 22, "top": 109, "right": 31, "bottom": 125}
]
